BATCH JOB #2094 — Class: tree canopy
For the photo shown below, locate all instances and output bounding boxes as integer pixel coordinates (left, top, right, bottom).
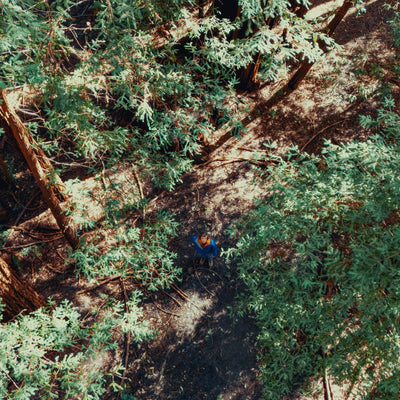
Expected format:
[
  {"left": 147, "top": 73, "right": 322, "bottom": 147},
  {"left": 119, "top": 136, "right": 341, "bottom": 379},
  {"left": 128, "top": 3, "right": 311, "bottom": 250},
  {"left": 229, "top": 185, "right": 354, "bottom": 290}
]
[{"left": 227, "top": 5, "right": 400, "bottom": 398}]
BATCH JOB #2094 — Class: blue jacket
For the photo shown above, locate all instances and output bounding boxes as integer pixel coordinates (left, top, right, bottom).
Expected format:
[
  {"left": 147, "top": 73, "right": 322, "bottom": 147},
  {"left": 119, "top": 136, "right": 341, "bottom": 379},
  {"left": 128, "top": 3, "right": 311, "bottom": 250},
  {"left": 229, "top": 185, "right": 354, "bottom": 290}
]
[{"left": 192, "top": 235, "right": 217, "bottom": 257}]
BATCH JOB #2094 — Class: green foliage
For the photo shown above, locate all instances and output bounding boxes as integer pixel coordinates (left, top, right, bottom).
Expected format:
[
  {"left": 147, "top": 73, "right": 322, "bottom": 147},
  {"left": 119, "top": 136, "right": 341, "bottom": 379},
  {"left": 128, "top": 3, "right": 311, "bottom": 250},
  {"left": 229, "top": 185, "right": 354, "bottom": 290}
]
[
  {"left": 229, "top": 96, "right": 400, "bottom": 399},
  {"left": 0, "top": 0, "right": 73, "bottom": 86},
  {"left": 92, "top": 0, "right": 188, "bottom": 33},
  {"left": 1, "top": 0, "right": 202, "bottom": 186},
  {"left": 0, "top": 297, "right": 152, "bottom": 399},
  {"left": 1, "top": 0, "right": 341, "bottom": 188},
  {"left": 388, "top": 7, "right": 400, "bottom": 47},
  {"left": 187, "top": 2, "right": 333, "bottom": 83},
  {"left": 225, "top": 9, "right": 400, "bottom": 398},
  {"left": 0, "top": 0, "right": 388, "bottom": 398},
  {"left": 23, "top": 1, "right": 244, "bottom": 187},
  {"left": 71, "top": 210, "right": 181, "bottom": 290}
]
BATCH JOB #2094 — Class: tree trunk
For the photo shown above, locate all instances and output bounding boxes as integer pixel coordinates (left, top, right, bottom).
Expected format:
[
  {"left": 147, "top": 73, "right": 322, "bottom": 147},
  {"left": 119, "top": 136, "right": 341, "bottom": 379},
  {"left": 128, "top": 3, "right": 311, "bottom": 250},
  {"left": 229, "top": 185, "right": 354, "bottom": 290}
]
[
  {"left": 238, "top": 0, "right": 309, "bottom": 90},
  {"left": 285, "top": 0, "right": 353, "bottom": 91},
  {"left": 198, "top": 0, "right": 209, "bottom": 18},
  {"left": 236, "top": 3, "right": 279, "bottom": 90},
  {"left": 239, "top": 52, "right": 262, "bottom": 90},
  {"left": 286, "top": 59, "right": 314, "bottom": 91},
  {"left": 0, "top": 98, "right": 67, "bottom": 200},
  {"left": 289, "top": 0, "right": 308, "bottom": 18},
  {"left": 216, "top": 0, "right": 266, "bottom": 89},
  {"left": 0, "top": 90, "right": 79, "bottom": 249},
  {"left": 324, "top": 0, "right": 353, "bottom": 36},
  {"left": 323, "top": 370, "right": 334, "bottom": 400},
  {"left": 0, "top": 256, "right": 46, "bottom": 322}
]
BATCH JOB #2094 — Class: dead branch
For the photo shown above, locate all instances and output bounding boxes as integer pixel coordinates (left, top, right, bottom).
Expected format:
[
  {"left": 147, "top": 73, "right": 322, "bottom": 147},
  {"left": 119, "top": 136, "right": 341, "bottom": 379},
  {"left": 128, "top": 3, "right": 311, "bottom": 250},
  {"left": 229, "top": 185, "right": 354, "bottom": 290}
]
[
  {"left": 157, "top": 347, "right": 172, "bottom": 391},
  {"left": 14, "top": 191, "right": 41, "bottom": 225},
  {"left": 5, "top": 225, "right": 62, "bottom": 239},
  {"left": 154, "top": 304, "right": 183, "bottom": 317},
  {"left": 161, "top": 289, "right": 183, "bottom": 307},
  {"left": 120, "top": 278, "right": 131, "bottom": 380},
  {"left": 195, "top": 269, "right": 216, "bottom": 296},
  {"left": 300, "top": 119, "right": 349, "bottom": 153},
  {"left": 133, "top": 168, "right": 144, "bottom": 201},
  {"left": 44, "top": 264, "right": 66, "bottom": 274},
  {"left": 76, "top": 275, "right": 122, "bottom": 294},
  {"left": 0, "top": 235, "right": 64, "bottom": 251},
  {"left": 132, "top": 167, "right": 146, "bottom": 219},
  {"left": 200, "top": 157, "right": 266, "bottom": 169},
  {"left": 196, "top": 267, "right": 224, "bottom": 282},
  {"left": 169, "top": 283, "right": 188, "bottom": 301},
  {"left": 323, "top": 370, "right": 334, "bottom": 400}
]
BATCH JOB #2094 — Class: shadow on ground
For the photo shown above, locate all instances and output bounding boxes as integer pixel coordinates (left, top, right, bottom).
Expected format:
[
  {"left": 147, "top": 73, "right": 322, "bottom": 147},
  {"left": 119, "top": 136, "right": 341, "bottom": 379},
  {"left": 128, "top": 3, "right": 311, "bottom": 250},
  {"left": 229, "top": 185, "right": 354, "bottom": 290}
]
[
  {"left": 115, "top": 160, "right": 265, "bottom": 400},
  {"left": 126, "top": 266, "right": 263, "bottom": 400}
]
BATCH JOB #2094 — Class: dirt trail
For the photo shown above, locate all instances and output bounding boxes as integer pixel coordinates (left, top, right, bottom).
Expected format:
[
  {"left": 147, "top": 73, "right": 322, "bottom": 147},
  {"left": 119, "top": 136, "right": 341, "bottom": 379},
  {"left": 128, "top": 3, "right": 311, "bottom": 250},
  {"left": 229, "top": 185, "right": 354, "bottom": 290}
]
[{"left": 127, "top": 159, "right": 266, "bottom": 399}]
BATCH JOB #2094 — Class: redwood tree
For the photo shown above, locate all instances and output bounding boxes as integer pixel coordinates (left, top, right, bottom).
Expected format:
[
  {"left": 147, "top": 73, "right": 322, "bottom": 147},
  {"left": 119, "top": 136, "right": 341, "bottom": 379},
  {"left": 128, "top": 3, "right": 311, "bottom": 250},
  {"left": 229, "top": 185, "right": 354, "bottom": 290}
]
[
  {"left": 213, "top": 0, "right": 325, "bottom": 90},
  {"left": 0, "top": 256, "right": 45, "bottom": 321},
  {"left": 0, "top": 90, "right": 79, "bottom": 249}
]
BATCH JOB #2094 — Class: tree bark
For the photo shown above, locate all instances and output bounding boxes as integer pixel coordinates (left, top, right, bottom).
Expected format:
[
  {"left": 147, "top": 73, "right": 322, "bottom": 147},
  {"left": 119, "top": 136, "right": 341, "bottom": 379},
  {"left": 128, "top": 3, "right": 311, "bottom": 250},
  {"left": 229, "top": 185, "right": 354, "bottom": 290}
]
[
  {"left": 216, "top": 0, "right": 267, "bottom": 89},
  {"left": 0, "top": 97, "right": 67, "bottom": 200},
  {"left": 323, "top": 370, "right": 334, "bottom": 400},
  {"left": 324, "top": 0, "right": 354, "bottom": 36},
  {"left": 0, "top": 90, "right": 79, "bottom": 249},
  {"left": 0, "top": 256, "right": 45, "bottom": 322},
  {"left": 236, "top": 2, "right": 280, "bottom": 90},
  {"left": 239, "top": 52, "right": 262, "bottom": 90},
  {"left": 289, "top": 0, "right": 308, "bottom": 18},
  {"left": 198, "top": 0, "right": 209, "bottom": 18}
]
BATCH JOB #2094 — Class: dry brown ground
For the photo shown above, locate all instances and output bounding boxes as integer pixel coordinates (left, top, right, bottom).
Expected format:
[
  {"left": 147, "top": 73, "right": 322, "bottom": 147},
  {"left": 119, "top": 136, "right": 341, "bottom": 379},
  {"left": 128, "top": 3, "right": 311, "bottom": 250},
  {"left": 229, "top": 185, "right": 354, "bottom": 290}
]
[{"left": 0, "top": 1, "right": 397, "bottom": 399}]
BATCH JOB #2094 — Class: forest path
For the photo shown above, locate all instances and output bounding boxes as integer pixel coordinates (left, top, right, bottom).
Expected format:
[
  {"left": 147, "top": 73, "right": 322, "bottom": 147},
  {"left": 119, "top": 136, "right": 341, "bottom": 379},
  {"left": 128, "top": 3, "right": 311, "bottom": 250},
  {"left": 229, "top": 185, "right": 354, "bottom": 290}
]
[{"left": 127, "top": 134, "right": 268, "bottom": 399}]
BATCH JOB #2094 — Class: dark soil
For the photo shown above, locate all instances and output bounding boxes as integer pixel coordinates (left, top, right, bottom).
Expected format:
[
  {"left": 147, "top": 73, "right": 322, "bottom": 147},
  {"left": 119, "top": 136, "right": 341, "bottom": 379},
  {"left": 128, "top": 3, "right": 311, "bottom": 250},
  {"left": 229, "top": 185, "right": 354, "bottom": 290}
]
[
  {"left": 123, "top": 162, "right": 266, "bottom": 400},
  {"left": 130, "top": 277, "right": 262, "bottom": 400}
]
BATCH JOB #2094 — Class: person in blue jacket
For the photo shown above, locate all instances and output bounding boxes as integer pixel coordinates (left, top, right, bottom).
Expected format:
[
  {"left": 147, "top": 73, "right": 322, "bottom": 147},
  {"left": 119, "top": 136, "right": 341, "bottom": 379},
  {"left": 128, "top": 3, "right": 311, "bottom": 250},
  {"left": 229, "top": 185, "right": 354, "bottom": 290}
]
[{"left": 192, "top": 232, "right": 217, "bottom": 267}]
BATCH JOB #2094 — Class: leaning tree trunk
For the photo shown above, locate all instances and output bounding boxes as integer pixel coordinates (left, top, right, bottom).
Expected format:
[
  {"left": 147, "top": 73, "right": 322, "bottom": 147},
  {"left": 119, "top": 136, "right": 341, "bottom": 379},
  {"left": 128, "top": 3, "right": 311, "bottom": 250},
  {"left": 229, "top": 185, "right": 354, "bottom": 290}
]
[
  {"left": 198, "top": 0, "right": 209, "bottom": 18},
  {"left": 0, "top": 90, "right": 79, "bottom": 249},
  {"left": 286, "top": 0, "right": 354, "bottom": 91},
  {"left": 237, "top": 1, "right": 281, "bottom": 90},
  {"left": 214, "top": 0, "right": 261, "bottom": 89},
  {"left": 0, "top": 256, "right": 45, "bottom": 321},
  {"left": 240, "top": 52, "right": 262, "bottom": 90}
]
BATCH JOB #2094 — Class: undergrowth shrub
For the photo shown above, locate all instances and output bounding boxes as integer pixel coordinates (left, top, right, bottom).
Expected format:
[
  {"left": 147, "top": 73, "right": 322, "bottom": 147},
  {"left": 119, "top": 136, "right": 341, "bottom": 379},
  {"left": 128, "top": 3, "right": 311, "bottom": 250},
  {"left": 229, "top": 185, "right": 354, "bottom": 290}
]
[
  {"left": 0, "top": 295, "right": 153, "bottom": 400},
  {"left": 70, "top": 210, "right": 181, "bottom": 290}
]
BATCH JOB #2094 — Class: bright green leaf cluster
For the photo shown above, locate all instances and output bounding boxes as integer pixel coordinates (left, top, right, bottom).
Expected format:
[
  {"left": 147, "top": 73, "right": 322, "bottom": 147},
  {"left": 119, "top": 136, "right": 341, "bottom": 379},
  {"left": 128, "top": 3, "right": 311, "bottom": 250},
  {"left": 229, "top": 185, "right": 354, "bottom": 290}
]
[
  {"left": 0, "top": 297, "right": 152, "bottom": 399},
  {"left": 71, "top": 210, "right": 181, "bottom": 290}
]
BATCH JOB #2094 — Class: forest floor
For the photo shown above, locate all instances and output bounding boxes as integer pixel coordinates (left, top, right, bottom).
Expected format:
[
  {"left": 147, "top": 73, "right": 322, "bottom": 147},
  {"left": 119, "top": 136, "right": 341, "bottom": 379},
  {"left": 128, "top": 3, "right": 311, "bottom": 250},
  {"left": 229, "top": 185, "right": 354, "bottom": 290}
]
[{"left": 0, "top": 1, "right": 397, "bottom": 399}]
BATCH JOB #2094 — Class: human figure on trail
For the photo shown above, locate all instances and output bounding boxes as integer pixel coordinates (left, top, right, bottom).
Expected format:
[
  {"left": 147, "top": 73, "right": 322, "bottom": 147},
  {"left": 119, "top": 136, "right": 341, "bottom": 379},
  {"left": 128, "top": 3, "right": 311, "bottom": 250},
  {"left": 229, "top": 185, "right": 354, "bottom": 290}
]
[{"left": 192, "top": 232, "right": 217, "bottom": 267}]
